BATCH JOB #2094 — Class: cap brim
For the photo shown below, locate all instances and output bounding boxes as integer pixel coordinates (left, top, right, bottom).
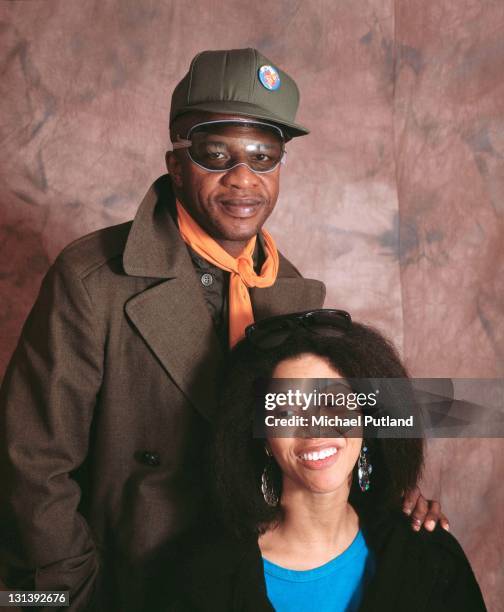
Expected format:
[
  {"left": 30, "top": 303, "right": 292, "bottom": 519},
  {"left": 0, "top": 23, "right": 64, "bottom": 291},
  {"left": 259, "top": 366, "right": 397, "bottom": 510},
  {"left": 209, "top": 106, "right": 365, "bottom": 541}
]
[{"left": 172, "top": 100, "right": 309, "bottom": 138}]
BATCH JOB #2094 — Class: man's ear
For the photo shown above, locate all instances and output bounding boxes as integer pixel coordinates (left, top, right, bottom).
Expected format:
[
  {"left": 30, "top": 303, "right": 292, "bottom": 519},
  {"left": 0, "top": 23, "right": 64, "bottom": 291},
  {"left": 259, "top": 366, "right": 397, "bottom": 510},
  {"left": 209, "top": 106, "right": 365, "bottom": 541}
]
[{"left": 165, "top": 150, "right": 183, "bottom": 188}]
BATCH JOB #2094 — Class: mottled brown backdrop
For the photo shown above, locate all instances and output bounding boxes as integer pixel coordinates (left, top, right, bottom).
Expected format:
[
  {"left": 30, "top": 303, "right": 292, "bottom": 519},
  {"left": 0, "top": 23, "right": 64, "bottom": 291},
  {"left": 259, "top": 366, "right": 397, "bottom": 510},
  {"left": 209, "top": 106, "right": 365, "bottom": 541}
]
[{"left": 1, "top": 0, "right": 503, "bottom": 608}]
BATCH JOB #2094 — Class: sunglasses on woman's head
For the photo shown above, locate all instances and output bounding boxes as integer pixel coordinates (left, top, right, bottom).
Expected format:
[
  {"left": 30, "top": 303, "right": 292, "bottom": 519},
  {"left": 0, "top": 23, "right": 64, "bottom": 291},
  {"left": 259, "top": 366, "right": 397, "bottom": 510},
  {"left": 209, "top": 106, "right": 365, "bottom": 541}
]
[{"left": 245, "top": 309, "right": 352, "bottom": 350}]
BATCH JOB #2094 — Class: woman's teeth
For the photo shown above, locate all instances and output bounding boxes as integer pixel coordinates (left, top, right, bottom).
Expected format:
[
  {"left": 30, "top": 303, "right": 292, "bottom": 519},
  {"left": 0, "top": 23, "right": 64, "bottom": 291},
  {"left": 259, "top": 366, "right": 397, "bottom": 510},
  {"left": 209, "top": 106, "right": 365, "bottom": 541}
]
[{"left": 299, "top": 447, "right": 338, "bottom": 461}]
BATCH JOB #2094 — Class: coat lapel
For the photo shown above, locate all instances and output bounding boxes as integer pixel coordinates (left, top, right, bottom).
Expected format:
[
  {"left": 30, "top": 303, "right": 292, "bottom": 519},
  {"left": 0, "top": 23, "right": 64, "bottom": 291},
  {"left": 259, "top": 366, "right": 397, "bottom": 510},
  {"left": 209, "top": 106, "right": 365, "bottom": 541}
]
[
  {"left": 123, "top": 176, "right": 224, "bottom": 421},
  {"left": 125, "top": 276, "right": 224, "bottom": 422}
]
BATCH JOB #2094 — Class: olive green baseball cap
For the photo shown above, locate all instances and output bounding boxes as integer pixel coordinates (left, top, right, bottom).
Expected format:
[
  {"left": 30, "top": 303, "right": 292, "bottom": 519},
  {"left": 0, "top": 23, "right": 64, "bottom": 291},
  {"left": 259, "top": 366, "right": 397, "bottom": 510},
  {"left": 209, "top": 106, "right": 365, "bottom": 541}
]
[{"left": 170, "top": 48, "right": 309, "bottom": 138}]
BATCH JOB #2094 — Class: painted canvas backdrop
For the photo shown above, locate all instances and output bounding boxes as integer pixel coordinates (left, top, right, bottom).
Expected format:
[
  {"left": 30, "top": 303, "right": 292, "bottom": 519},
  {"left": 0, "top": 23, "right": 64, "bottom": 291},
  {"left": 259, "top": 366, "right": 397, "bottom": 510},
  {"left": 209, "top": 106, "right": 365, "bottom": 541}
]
[{"left": 1, "top": 0, "right": 503, "bottom": 607}]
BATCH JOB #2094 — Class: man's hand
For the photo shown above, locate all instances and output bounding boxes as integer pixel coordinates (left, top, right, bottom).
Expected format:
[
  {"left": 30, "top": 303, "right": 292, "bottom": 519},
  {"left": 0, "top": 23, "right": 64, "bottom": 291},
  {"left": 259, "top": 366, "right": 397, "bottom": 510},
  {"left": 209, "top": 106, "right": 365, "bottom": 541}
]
[{"left": 403, "top": 487, "right": 450, "bottom": 532}]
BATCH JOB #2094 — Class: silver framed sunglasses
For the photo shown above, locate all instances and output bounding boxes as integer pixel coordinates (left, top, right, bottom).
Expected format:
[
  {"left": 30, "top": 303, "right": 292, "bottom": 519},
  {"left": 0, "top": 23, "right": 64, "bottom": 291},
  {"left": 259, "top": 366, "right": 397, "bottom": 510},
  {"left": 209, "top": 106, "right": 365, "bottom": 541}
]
[{"left": 171, "top": 119, "right": 286, "bottom": 173}]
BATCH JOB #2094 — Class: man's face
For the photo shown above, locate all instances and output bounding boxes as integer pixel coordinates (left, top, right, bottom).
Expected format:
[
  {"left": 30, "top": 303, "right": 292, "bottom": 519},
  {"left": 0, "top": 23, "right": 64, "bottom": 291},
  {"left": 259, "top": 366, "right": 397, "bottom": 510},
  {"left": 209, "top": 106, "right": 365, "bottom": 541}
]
[{"left": 166, "top": 112, "right": 282, "bottom": 245}]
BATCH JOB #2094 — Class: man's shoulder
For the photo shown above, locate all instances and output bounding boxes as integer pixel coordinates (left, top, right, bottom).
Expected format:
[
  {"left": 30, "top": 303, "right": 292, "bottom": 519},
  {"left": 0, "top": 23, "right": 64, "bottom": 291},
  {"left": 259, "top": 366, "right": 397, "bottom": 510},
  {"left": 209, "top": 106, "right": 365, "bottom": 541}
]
[
  {"left": 54, "top": 220, "right": 133, "bottom": 280},
  {"left": 277, "top": 251, "right": 302, "bottom": 278}
]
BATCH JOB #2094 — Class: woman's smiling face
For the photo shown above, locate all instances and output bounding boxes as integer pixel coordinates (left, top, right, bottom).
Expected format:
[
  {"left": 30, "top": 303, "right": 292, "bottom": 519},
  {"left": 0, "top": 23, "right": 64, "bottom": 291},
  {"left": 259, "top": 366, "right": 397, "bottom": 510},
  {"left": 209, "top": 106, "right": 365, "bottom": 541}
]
[{"left": 268, "top": 353, "right": 362, "bottom": 496}]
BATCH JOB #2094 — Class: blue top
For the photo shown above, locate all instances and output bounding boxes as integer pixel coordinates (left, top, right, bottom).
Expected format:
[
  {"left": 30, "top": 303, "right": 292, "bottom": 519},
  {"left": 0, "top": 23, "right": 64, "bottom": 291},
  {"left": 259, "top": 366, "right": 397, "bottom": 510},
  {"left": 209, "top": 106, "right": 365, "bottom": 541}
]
[{"left": 262, "top": 529, "right": 375, "bottom": 612}]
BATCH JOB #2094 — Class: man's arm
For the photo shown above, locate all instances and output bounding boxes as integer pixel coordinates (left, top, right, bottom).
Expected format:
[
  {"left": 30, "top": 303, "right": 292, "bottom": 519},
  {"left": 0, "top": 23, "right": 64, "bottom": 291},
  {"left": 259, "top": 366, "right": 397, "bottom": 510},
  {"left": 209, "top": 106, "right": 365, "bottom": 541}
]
[{"left": 0, "top": 256, "right": 104, "bottom": 610}]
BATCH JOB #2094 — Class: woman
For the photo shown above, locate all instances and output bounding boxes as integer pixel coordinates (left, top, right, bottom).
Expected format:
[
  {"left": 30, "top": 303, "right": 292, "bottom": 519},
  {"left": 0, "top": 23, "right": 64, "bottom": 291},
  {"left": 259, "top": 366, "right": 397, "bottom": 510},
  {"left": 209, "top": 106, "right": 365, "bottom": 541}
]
[{"left": 173, "top": 310, "right": 486, "bottom": 611}]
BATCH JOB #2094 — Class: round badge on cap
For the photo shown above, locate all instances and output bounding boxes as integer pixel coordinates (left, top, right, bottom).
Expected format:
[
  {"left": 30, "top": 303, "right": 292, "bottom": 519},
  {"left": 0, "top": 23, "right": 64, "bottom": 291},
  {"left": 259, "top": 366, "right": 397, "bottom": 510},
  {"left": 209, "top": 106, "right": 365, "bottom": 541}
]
[{"left": 258, "top": 65, "right": 281, "bottom": 91}]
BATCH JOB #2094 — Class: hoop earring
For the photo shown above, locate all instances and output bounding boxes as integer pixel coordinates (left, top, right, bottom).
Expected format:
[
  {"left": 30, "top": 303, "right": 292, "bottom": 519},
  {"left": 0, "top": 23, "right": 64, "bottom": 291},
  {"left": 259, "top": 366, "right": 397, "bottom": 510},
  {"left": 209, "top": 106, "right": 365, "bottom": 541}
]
[
  {"left": 358, "top": 444, "right": 373, "bottom": 492},
  {"left": 261, "top": 447, "right": 279, "bottom": 507}
]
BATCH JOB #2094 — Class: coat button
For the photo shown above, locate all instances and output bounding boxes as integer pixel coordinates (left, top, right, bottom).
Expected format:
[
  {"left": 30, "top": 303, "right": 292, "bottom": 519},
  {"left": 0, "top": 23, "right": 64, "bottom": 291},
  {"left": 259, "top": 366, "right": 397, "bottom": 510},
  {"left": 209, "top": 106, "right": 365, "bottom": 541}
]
[
  {"left": 138, "top": 451, "right": 161, "bottom": 466},
  {"left": 201, "top": 273, "right": 213, "bottom": 287}
]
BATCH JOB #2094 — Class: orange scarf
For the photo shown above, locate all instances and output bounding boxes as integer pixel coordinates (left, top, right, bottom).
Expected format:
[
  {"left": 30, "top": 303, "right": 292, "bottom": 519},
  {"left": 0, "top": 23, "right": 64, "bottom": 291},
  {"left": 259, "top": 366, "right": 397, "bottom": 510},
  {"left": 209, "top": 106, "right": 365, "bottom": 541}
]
[{"left": 176, "top": 200, "right": 279, "bottom": 347}]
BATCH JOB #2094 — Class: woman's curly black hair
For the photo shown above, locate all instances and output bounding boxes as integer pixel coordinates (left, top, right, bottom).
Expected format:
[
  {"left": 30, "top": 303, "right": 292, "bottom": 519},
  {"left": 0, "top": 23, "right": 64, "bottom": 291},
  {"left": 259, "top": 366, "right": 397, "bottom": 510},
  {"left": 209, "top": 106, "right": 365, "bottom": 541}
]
[{"left": 211, "top": 321, "right": 424, "bottom": 538}]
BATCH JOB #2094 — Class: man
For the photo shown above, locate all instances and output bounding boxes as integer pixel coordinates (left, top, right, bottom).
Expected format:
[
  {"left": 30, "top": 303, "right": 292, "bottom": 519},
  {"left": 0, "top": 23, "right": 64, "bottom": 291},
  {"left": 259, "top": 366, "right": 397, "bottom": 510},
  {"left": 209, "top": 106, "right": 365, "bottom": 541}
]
[{"left": 0, "top": 48, "right": 445, "bottom": 611}]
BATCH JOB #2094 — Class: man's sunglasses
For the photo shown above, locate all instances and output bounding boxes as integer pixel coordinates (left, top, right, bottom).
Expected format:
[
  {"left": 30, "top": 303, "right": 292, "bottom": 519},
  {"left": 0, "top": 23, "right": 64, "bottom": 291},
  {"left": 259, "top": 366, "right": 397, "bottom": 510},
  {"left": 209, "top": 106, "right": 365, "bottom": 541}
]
[
  {"left": 171, "top": 119, "right": 286, "bottom": 174},
  {"left": 245, "top": 309, "right": 352, "bottom": 350}
]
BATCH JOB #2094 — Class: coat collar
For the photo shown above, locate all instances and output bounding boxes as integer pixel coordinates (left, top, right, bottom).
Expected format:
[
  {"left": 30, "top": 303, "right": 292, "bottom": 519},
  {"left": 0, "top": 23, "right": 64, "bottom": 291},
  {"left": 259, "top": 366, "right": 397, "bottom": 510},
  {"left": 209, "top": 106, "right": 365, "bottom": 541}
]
[{"left": 123, "top": 175, "right": 188, "bottom": 278}]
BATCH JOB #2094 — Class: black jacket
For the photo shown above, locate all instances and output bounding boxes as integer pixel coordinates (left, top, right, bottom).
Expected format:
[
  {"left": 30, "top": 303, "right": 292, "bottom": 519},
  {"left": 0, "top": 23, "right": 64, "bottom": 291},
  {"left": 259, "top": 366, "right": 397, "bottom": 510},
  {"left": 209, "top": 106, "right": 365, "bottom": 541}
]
[{"left": 171, "top": 512, "right": 486, "bottom": 612}]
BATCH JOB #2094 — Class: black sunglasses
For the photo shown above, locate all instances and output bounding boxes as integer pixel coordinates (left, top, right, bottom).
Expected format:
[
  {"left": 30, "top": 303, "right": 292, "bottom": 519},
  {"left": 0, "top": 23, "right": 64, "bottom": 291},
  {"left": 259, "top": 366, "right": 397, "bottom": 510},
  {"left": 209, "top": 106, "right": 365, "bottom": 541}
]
[{"left": 245, "top": 309, "right": 352, "bottom": 350}]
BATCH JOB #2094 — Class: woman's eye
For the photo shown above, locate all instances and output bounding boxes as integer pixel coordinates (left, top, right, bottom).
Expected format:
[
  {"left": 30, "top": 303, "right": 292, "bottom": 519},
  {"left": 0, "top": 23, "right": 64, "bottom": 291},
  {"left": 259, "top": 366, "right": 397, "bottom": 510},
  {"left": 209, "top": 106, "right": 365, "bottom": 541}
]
[
  {"left": 207, "top": 151, "right": 226, "bottom": 160},
  {"left": 278, "top": 409, "right": 295, "bottom": 418},
  {"left": 252, "top": 153, "right": 270, "bottom": 162}
]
